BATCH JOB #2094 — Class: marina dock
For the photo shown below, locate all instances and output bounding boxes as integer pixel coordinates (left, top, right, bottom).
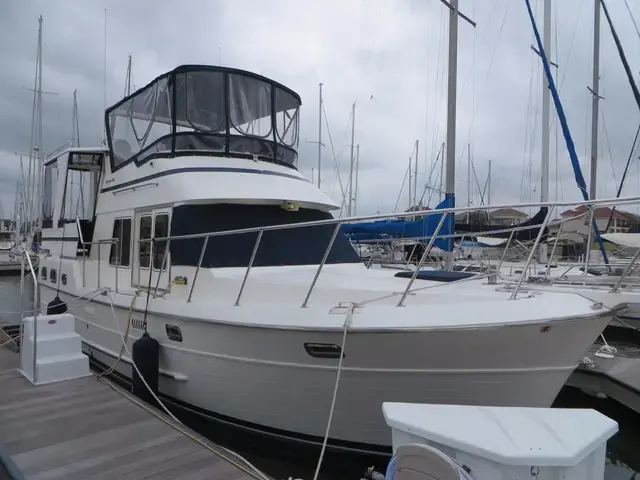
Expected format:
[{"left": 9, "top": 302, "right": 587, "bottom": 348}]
[
  {"left": 0, "top": 348, "right": 262, "bottom": 480},
  {"left": 567, "top": 342, "right": 640, "bottom": 415}
]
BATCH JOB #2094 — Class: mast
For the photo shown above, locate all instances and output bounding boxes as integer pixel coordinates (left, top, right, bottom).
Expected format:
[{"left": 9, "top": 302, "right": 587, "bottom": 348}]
[
  {"left": 439, "top": 142, "right": 445, "bottom": 203},
  {"left": 487, "top": 159, "right": 492, "bottom": 205},
  {"left": 354, "top": 144, "right": 360, "bottom": 215},
  {"left": 540, "top": 0, "right": 551, "bottom": 204},
  {"left": 72, "top": 89, "right": 79, "bottom": 147},
  {"left": 408, "top": 157, "right": 412, "bottom": 210},
  {"left": 444, "top": 0, "right": 459, "bottom": 207},
  {"left": 348, "top": 101, "right": 356, "bottom": 216},
  {"left": 317, "top": 83, "right": 323, "bottom": 189},
  {"left": 537, "top": 0, "right": 551, "bottom": 262},
  {"left": 466, "top": 143, "right": 471, "bottom": 223},
  {"left": 26, "top": 15, "right": 44, "bottom": 242},
  {"left": 413, "top": 140, "right": 419, "bottom": 206},
  {"left": 589, "top": 0, "right": 601, "bottom": 201}
]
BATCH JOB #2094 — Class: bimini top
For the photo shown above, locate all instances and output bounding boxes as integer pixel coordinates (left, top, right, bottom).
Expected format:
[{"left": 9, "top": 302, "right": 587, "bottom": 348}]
[{"left": 105, "top": 65, "right": 301, "bottom": 173}]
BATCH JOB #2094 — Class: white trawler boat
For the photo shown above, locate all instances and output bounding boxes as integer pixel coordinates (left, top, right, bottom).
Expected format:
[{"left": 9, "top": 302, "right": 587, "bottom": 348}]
[{"left": 37, "top": 65, "right": 616, "bottom": 452}]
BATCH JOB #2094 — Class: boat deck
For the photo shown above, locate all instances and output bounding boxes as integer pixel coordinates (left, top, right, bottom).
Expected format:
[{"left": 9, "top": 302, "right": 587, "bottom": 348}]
[
  {"left": 0, "top": 349, "right": 259, "bottom": 480},
  {"left": 567, "top": 342, "right": 640, "bottom": 415}
]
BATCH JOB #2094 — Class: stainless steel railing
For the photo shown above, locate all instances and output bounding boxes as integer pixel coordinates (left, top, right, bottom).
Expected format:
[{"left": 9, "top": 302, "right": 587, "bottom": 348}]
[
  {"left": 20, "top": 250, "right": 39, "bottom": 383},
  {"left": 83, "top": 194, "right": 640, "bottom": 308}
]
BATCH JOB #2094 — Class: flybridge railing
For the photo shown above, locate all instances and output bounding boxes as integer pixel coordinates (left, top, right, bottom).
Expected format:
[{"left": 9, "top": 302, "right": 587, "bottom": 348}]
[{"left": 128, "top": 195, "right": 640, "bottom": 307}]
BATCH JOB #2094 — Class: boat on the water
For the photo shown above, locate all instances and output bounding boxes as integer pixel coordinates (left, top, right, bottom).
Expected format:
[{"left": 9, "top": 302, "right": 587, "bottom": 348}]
[{"left": 35, "top": 65, "right": 617, "bottom": 452}]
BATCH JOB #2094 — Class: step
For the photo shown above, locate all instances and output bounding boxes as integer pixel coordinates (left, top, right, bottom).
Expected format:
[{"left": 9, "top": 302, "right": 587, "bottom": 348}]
[
  {"left": 35, "top": 353, "right": 91, "bottom": 385},
  {"left": 29, "top": 334, "right": 83, "bottom": 359}
]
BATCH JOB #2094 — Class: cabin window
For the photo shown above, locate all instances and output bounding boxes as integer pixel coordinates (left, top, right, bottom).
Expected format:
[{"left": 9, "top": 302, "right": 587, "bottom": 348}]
[
  {"left": 42, "top": 161, "right": 58, "bottom": 221},
  {"left": 59, "top": 152, "right": 103, "bottom": 222},
  {"left": 138, "top": 216, "right": 152, "bottom": 269},
  {"left": 274, "top": 88, "right": 300, "bottom": 148},
  {"left": 169, "top": 204, "right": 361, "bottom": 268},
  {"left": 109, "top": 218, "right": 132, "bottom": 267},
  {"left": 229, "top": 74, "right": 272, "bottom": 138},
  {"left": 110, "top": 78, "right": 172, "bottom": 169},
  {"left": 153, "top": 213, "right": 170, "bottom": 270},
  {"left": 41, "top": 267, "right": 47, "bottom": 280}
]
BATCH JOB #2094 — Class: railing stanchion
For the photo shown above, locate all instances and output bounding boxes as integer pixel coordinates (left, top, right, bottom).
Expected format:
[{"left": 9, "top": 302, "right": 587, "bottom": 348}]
[
  {"left": 396, "top": 213, "right": 448, "bottom": 307},
  {"left": 497, "top": 230, "right": 515, "bottom": 273},
  {"left": 510, "top": 206, "right": 555, "bottom": 300},
  {"left": 584, "top": 206, "right": 596, "bottom": 276},
  {"left": 115, "top": 238, "right": 119, "bottom": 294},
  {"left": 448, "top": 235, "right": 464, "bottom": 271},
  {"left": 610, "top": 247, "right": 640, "bottom": 292},
  {"left": 97, "top": 242, "right": 101, "bottom": 290},
  {"left": 545, "top": 220, "right": 564, "bottom": 278},
  {"left": 77, "top": 219, "right": 87, "bottom": 288},
  {"left": 235, "top": 230, "right": 263, "bottom": 306},
  {"left": 187, "top": 236, "right": 209, "bottom": 303},
  {"left": 301, "top": 223, "right": 342, "bottom": 308}
]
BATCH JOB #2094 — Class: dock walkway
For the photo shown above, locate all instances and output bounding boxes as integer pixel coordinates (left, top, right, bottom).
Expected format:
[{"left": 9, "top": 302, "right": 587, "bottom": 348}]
[
  {"left": 0, "top": 349, "right": 260, "bottom": 480},
  {"left": 567, "top": 342, "right": 640, "bottom": 415}
]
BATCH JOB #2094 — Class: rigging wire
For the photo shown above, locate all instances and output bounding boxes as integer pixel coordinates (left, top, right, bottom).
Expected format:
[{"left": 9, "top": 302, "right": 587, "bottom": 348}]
[
  {"left": 456, "top": 0, "right": 512, "bottom": 176},
  {"left": 623, "top": 0, "right": 640, "bottom": 43}
]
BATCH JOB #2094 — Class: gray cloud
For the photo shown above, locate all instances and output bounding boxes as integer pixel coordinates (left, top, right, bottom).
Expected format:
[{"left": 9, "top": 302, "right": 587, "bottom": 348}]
[{"left": 1, "top": 0, "right": 640, "bottom": 219}]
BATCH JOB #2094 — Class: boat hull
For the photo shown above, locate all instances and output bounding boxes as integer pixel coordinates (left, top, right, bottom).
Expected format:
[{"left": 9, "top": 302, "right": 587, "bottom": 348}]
[{"left": 41, "top": 285, "right": 612, "bottom": 450}]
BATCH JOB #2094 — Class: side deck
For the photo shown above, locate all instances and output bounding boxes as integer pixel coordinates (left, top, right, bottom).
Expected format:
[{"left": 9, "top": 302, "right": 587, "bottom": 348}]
[{"left": 0, "top": 349, "right": 260, "bottom": 480}]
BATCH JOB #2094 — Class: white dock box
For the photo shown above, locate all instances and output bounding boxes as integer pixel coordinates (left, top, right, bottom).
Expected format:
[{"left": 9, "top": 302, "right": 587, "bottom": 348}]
[{"left": 383, "top": 403, "right": 618, "bottom": 480}]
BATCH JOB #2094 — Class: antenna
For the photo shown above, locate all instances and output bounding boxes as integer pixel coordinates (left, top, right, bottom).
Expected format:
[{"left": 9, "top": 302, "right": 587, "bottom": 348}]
[
  {"left": 124, "top": 54, "right": 132, "bottom": 97},
  {"left": 71, "top": 89, "right": 80, "bottom": 147}
]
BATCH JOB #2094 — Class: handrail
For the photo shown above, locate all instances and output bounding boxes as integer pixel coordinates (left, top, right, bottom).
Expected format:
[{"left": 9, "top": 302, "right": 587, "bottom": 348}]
[
  {"left": 23, "top": 251, "right": 39, "bottom": 384},
  {"left": 146, "top": 195, "right": 640, "bottom": 244},
  {"left": 78, "top": 194, "right": 640, "bottom": 308}
]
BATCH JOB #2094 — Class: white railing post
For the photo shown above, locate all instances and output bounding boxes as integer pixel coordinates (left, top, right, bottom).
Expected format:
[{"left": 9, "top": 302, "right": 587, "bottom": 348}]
[
  {"left": 234, "top": 230, "right": 264, "bottom": 306},
  {"left": 301, "top": 223, "right": 342, "bottom": 308},
  {"left": 509, "top": 206, "right": 555, "bottom": 300},
  {"left": 396, "top": 212, "right": 448, "bottom": 307},
  {"left": 187, "top": 236, "right": 209, "bottom": 303}
]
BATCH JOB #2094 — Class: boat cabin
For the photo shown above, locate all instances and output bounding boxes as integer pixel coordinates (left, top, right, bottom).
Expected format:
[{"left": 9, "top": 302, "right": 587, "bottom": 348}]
[{"left": 39, "top": 65, "right": 359, "bottom": 294}]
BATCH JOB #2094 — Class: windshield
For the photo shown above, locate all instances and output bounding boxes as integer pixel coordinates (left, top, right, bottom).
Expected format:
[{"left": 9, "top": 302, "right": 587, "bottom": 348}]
[
  {"left": 107, "top": 66, "right": 301, "bottom": 171},
  {"left": 169, "top": 204, "right": 361, "bottom": 268}
]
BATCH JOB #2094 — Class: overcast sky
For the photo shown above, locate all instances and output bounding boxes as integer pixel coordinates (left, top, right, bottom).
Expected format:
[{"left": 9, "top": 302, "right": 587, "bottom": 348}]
[{"left": 1, "top": 0, "right": 640, "bottom": 219}]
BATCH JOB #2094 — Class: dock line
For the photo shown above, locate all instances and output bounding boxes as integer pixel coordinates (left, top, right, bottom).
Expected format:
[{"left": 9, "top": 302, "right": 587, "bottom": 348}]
[{"left": 105, "top": 291, "right": 272, "bottom": 480}]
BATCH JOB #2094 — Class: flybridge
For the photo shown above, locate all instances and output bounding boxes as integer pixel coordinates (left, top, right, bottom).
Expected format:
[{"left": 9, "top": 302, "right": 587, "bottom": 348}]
[{"left": 105, "top": 65, "right": 302, "bottom": 174}]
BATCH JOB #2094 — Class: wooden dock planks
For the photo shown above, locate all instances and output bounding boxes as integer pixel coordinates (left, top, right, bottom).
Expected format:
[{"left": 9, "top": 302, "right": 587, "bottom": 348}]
[{"left": 0, "top": 351, "right": 257, "bottom": 480}]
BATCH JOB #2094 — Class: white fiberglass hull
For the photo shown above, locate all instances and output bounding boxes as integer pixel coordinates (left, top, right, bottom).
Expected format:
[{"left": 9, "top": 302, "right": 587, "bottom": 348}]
[{"left": 41, "top": 285, "right": 612, "bottom": 450}]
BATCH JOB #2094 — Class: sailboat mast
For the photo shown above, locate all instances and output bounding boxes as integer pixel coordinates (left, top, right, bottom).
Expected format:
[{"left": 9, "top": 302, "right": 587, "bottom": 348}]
[
  {"left": 35, "top": 13, "right": 45, "bottom": 238},
  {"left": 444, "top": 0, "right": 459, "bottom": 204},
  {"left": 540, "top": 0, "right": 551, "bottom": 204},
  {"left": 589, "top": 0, "right": 601, "bottom": 201},
  {"left": 538, "top": 0, "right": 551, "bottom": 262},
  {"left": 317, "top": 83, "right": 323, "bottom": 189},
  {"left": 355, "top": 144, "right": 360, "bottom": 215},
  {"left": 466, "top": 143, "right": 471, "bottom": 223},
  {"left": 439, "top": 142, "right": 445, "bottom": 203},
  {"left": 413, "top": 140, "right": 419, "bottom": 206},
  {"left": 348, "top": 101, "right": 356, "bottom": 216},
  {"left": 488, "top": 159, "right": 492, "bottom": 205},
  {"left": 408, "top": 157, "right": 412, "bottom": 210}
]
